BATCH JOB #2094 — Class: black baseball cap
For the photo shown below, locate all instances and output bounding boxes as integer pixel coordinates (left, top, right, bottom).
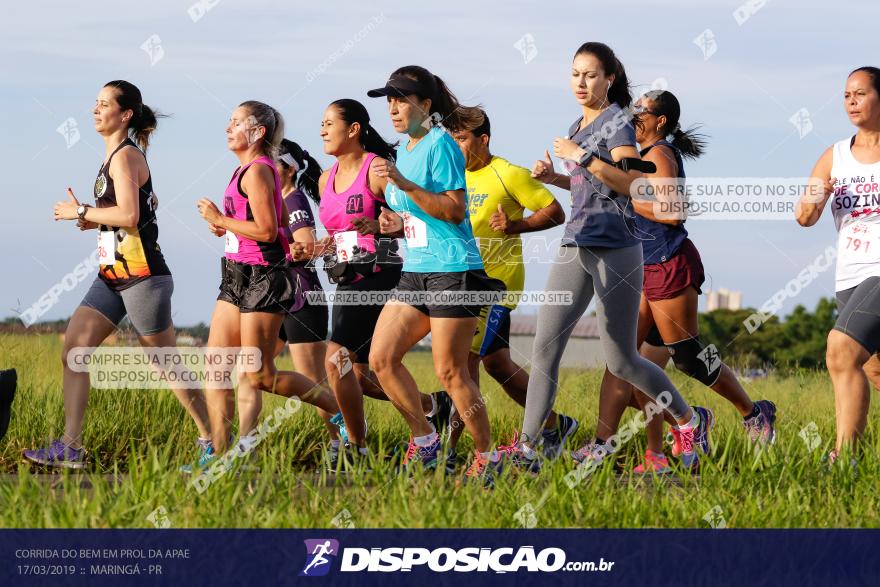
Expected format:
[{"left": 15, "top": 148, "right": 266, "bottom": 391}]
[{"left": 367, "top": 75, "right": 429, "bottom": 98}]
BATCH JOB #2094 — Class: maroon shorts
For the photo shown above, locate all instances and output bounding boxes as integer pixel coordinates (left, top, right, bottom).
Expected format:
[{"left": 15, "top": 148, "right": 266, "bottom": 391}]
[{"left": 643, "top": 239, "right": 705, "bottom": 301}]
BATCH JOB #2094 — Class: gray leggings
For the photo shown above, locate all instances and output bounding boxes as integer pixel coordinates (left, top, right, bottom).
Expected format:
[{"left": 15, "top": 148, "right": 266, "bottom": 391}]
[{"left": 522, "top": 244, "right": 691, "bottom": 441}]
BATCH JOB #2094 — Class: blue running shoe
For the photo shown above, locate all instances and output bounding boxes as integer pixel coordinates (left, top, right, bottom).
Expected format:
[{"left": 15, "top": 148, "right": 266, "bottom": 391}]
[
  {"left": 179, "top": 438, "right": 215, "bottom": 474},
  {"left": 693, "top": 406, "right": 714, "bottom": 455},
  {"left": 23, "top": 439, "right": 86, "bottom": 470},
  {"left": 330, "top": 412, "right": 349, "bottom": 445},
  {"left": 398, "top": 436, "right": 440, "bottom": 475},
  {"left": 498, "top": 432, "right": 542, "bottom": 475},
  {"left": 541, "top": 414, "right": 579, "bottom": 460}
]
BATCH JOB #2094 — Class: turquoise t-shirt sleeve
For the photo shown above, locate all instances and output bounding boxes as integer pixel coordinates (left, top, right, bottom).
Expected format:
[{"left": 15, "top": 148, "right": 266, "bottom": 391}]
[{"left": 430, "top": 133, "right": 467, "bottom": 193}]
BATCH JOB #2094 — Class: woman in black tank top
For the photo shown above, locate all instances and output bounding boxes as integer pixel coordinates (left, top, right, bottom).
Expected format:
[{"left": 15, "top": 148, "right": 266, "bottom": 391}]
[{"left": 24, "top": 81, "right": 213, "bottom": 471}]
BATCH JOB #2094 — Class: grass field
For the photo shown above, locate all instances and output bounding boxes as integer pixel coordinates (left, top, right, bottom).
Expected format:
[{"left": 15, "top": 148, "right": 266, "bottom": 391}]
[{"left": 1, "top": 332, "right": 879, "bottom": 529}]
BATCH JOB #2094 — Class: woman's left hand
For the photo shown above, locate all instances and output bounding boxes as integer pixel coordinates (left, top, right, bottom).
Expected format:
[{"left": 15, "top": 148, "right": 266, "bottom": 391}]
[
  {"left": 553, "top": 137, "right": 586, "bottom": 162},
  {"left": 197, "top": 198, "right": 223, "bottom": 224},
  {"left": 53, "top": 201, "right": 79, "bottom": 221}
]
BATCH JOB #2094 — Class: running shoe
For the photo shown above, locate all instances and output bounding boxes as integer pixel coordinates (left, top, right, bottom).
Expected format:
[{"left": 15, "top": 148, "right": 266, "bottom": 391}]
[
  {"left": 428, "top": 390, "right": 454, "bottom": 436},
  {"left": 330, "top": 412, "right": 349, "bottom": 445},
  {"left": 325, "top": 442, "right": 342, "bottom": 471},
  {"left": 0, "top": 368, "right": 16, "bottom": 441},
  {"left": 398, "top": 435, "right": 441, "bottom": 475},
  {"left": 23, "top": 439, "right": 86, "bottom": 470},
  {"left": 669, "top": 407, "right": 714, "bottom": 457},
  {"left": 179, "top": 438, "right": 216, "bottom": 474},
  {"left": 540, "top": 414, "right": 579, "bottom": 461},
  {"left": 668, "top": 427, "right": 683, "bottom": 458},
  {"left": 676, "top": 407, "right": 714, "bottom": 471},
  {"left": 743, "top": 400, "right": 777, "bottom": 445},
  {"left": 677, "top": 424, "right": 699, "bottom": 471},
  {"left": 693, "top": 407, "right": 714, "bottom": 454},
  {"left": 571, "top": 440, "right": 613, "bottom": 468},
  {"left": 498, "top": 431, "right": 542, "bottom": 475},
  {"left": 463, "top": 451, "right": 505, "bottom": 489},
  {"left": 632, "top": 450, "right": 671, "bottom": 474}
]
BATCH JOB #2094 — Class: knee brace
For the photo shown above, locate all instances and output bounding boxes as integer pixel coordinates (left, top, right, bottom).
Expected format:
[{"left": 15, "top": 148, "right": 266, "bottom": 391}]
[{"left": 666, "top": 337, "right": 722, "bottom": 386}]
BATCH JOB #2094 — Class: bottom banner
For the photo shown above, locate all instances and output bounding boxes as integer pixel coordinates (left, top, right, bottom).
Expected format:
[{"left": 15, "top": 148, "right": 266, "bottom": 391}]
[{"left": 0, "top": 529, "right": 876, "bottom": 586}]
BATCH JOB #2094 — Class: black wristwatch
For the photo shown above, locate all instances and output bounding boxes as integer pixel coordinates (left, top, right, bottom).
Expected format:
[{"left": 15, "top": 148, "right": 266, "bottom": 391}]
[
  {"left": 77, "top": 205, "right": 88, "bottom": 220},
  {"left": 577, "top": 149, "right": 595, "bottom": 168}
]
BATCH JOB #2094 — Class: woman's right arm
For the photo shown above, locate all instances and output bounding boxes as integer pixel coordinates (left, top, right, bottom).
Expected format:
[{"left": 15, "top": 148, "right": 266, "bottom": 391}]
[{"left": 795, "top": 147, "right": 834, "bottom": 227}]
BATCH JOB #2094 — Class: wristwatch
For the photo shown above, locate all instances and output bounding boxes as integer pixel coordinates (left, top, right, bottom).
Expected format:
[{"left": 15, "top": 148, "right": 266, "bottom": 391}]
[
  {"left": 577, "top": 149, "right": 595, "bottom": 168},
  {"left": 77, "top": 205, "right": 88, "bottom": 220}
]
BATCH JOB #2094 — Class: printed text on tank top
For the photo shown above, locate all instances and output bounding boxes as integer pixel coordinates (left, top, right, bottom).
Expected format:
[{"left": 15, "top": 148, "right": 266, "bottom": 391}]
[
  {"left": 93, "top": 137, "right": 169, "bottom": 290},
  {"left": 830, "top": 135, "right": 880, "bottom": 291},
  {"left": 318, "top": 153, "right": 384, "bottom": 261}
]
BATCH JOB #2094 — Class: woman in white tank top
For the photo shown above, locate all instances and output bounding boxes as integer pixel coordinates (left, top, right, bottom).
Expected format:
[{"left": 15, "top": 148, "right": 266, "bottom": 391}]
[{"left": 795, "top": 66, "right": 880, "bottom": 468}]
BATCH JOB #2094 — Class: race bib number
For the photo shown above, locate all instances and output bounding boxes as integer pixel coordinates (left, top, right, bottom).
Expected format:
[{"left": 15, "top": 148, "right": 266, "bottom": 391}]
[
  {"left": 334, "top": 230, "right": 358, "bottom": 261},
  {"left": 225, "top": 231, "right": 240, "bottom": 254},
  {"left": 840, "top": 221, "right": 879, "bottom": 260},
  {"left": 403, "top": 213, "right": 428, "bottom": 248},
  {"left": 98, "top": 231, "right": 115, "bottom": 265}
]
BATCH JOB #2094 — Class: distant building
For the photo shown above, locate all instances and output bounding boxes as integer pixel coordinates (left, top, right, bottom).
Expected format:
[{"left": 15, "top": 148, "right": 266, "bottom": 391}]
[
  {"left": 509, "top": 314, "right": 603, "bottom": 369},
  {"left": 706, "top": 288, "right": 743, "bottom": 311}
]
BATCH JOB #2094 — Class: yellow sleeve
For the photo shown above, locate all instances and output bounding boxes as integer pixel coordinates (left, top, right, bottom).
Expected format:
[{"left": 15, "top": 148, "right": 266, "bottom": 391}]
[{"left": 502, "top": 163, "right": 556, "bottom": 212}]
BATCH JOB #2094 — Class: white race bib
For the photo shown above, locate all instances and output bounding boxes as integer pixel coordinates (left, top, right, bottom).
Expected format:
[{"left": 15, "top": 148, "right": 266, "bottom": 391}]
[
  {"left": 403, "top": 213, "right": 428, "bottom": 248},
  {"left": 225, "top": 231, "right": 240, "bottom": 254},
  {"left": 98, "top": 231, "right": 115, "bottom": 265},
  {"left": 839, "top": 221, "right": 880, "bottom": 263},
  {"left": 334, "top": 230, "right": 358, "bottom": 262}
]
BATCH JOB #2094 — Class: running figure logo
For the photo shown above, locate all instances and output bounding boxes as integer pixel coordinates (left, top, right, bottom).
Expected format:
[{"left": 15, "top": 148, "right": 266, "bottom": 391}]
[{"left": 299, "top": 539, "right": 339, "bottom": 577}]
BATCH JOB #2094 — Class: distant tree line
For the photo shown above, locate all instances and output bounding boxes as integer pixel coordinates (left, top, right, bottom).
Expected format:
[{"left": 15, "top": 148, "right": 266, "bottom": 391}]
[{"left": 698, "top": 297, "right": 837, "bottom": 371}]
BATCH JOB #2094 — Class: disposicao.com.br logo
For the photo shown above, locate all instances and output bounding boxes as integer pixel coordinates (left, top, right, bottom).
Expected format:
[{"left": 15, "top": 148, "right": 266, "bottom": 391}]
[
  {"left": 300, "top": 539, "right": 339, "bottom": 576},
  {"left": 300, "top": 540, "right": 614, "bottom": 575}
]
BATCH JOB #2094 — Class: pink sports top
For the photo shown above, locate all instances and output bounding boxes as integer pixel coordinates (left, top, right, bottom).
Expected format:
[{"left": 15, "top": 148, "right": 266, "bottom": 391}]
[
  {"left": 318, "top": 153, "right": 385, "bottom": 254},
  {"left": 222, "top": 156, "right": 290, "bottom": 266}
]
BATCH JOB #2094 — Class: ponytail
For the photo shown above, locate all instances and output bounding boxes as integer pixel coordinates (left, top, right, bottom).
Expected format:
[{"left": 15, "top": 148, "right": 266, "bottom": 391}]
[
  {"left": 132, "top": 104, "right": 160, "bottom": 152},
  {"left": 279, "top": 138, "right": 323, "bottom": 203},
  {"left": 387, "top": 66, "right": 484, "bottom": 133},
  {"left": 104, "top": 80, "right": 167, "bottom": 152},
  {"left": 607, "top": 58, "right": 633, "bottom": 110},
  {"left": 239, "top": 100, "right": 284, "bottom": 159},
  {"left": 671, "top": 125, "right": 708, "bottom": 160},
  {"left": 329, "top": 98, "right": 398, "bottom": 161},
  {"left": 426, "top": 73, "right": 484, "bottom": 132},
  {"left": 643, "top": 89, "right": 708, "bottom": 160}
]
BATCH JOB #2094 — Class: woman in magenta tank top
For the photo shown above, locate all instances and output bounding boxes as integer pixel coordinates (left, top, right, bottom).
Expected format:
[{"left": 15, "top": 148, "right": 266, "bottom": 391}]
[
  {"left": 196, "top": 101, "right": 341, "bottom": 456},
  {"left": 291, "top": 99, "right": 442, "bottom": 465}
]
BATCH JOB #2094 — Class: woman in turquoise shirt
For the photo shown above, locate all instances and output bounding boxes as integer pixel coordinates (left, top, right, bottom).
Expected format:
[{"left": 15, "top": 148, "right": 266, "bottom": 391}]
[{"left": 367, "top": 66, "right": 504, "bottom": 487}]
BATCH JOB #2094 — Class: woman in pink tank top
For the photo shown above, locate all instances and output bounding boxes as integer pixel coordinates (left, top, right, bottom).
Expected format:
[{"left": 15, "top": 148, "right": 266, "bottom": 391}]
[
  {"left": 196, "top": 100, "right": 342, "bottom": 457},
  {"left": 291, "top": 99, "right": 442, "bottom": 465}
]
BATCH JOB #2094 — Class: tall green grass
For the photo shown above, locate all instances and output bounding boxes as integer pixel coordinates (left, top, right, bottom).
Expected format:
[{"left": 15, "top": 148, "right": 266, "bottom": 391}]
[{"left": 1, "top": 333, "right": 878, "bottom": 528}]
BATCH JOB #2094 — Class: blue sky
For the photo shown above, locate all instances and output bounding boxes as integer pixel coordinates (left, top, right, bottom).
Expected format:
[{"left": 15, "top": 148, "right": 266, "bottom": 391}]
[{"left": 1, "top": 0, "right": 876, "bottom": 326}]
